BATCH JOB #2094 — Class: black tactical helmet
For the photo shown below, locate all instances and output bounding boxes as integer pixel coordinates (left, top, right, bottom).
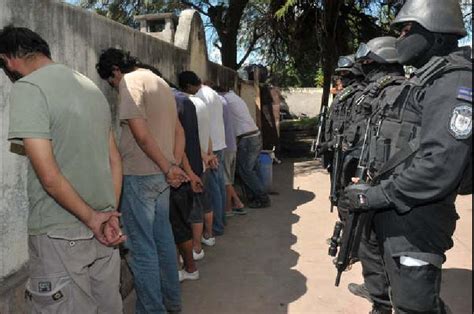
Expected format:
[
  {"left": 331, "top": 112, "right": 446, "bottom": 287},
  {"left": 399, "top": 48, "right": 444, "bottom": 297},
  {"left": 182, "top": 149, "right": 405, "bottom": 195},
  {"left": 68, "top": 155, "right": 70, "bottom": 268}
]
[
  {"left": 355, "top": 36, "right": 399, "bottom": 64},
  {"left": 334, "top": 54, "right": 363, "bottom": 76},
  {"left": 392, "top": 0, "right": 467, "bottom": 38}
]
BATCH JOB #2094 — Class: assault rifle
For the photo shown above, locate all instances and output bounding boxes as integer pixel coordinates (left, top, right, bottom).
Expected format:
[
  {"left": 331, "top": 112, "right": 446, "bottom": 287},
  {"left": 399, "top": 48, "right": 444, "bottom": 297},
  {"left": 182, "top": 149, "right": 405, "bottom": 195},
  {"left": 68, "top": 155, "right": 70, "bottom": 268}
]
[
  {"left": 329, "top": 134, "right": 343, "bottom": 213},
  {"left": 311, "top": 106, "right": 328, "bottom": 159},
  {"left": 329, "top": 119, "right": 371, "bottom": 286}
]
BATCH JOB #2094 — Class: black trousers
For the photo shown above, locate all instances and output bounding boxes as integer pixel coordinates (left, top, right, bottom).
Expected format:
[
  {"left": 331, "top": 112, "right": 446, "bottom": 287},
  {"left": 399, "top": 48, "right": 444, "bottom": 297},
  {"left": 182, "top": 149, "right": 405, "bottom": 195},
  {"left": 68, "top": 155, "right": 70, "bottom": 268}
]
[
  {"left": 380, "top": 238, "right": 446, "bottom": 314},
  {"left": 358, "top": 227, "right": 392, "bottom": 310},
  {"left": 371, "top": 207, "right": 451, "bottom": 314}
]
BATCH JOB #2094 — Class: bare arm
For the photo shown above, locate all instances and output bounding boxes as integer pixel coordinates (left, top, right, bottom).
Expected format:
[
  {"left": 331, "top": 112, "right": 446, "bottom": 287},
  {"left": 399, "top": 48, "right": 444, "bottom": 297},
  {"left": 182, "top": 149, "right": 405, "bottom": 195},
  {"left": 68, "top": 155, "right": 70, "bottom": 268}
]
[
  {"left": 207, "top": 137, "right": 219, "bottom": 169},
  {"left": 128, "top": 118, "right": 188, "bottom": 186},
  {"left": 182, "top": 154, "right": 203, "bottom": 192},
  {"left": 208, "top": 137, "right": 213, "bottom": 156},
  {"left": 23, "top": 138, "right": 121, "bottom": 245},
  {"left": 174, "top": 119, "right": 186, "bottom": 166},
  {"left": 108, "top": 130, "right": 123, "bottom": 208}
]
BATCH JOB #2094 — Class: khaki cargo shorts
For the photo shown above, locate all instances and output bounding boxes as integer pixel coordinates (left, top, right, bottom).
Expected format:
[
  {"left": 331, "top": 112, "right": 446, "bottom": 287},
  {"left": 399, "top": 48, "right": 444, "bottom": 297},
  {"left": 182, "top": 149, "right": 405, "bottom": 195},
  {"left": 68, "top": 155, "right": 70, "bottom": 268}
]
[{"left": 25, "top": 226, "right": 122, "bottom": 314}]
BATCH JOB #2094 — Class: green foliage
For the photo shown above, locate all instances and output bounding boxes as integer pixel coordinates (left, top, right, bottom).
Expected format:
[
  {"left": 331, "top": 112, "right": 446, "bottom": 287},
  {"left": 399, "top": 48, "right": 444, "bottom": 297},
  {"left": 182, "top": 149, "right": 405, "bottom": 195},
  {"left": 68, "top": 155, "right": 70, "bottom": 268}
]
[
  {"left": 314, "top": 68, "right": 324, "bottom": 88},
  {"left": 280, "top": 117, "right": 318, "bottom": 132}
]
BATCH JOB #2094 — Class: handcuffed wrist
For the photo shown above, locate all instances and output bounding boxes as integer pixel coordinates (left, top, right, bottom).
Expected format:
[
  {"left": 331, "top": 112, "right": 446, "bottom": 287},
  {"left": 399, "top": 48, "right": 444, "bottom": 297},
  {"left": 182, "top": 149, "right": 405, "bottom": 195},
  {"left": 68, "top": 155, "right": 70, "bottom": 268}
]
[{"left": 165, "top": 163, "right": 177, "bottom": 176}]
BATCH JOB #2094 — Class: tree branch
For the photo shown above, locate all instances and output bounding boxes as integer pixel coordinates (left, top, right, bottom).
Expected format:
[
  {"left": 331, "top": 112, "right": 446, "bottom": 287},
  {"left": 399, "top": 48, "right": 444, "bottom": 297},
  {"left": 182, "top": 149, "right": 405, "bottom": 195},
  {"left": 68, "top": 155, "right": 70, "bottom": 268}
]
[
  {"left": 181, "top": 0, "right": 209, "bottom": 16},
  {"left": 237, "top": 30, "right": 263, "bottom": 68}
]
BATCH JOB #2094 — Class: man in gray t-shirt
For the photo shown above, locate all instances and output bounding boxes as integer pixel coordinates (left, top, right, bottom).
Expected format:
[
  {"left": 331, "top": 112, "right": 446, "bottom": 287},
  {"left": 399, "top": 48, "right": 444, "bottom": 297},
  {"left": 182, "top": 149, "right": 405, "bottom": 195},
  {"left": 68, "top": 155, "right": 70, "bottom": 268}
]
[{"left": 1, "top": 26, "right": 124, "bottom": 313}]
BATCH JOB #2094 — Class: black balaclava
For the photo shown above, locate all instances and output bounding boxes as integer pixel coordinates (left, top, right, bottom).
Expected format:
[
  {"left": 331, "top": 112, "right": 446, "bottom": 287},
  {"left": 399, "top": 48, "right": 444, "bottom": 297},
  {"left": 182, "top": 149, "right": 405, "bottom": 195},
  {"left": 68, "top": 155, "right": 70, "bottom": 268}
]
[
  {"left": 396, "top": 23, "right": 458, "bottom": 68},
  {"left": 361, "top": 62, "right": 379, "bottom": 78},
  {"left": 341, "top": 74, "right": 355, "bottom": 87}
]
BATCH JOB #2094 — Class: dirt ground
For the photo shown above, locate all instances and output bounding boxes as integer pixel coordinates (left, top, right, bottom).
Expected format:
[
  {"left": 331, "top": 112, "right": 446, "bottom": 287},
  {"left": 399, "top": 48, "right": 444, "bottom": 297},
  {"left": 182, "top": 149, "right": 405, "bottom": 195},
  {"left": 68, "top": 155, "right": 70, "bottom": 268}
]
[{"left": 125, "top": 159, "right": 473, "bottom": 314}]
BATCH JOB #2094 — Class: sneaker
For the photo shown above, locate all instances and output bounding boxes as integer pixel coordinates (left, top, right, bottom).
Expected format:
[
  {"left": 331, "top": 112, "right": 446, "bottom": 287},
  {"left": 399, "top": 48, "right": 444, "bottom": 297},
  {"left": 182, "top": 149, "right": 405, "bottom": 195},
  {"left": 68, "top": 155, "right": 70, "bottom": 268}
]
[
  {"left": 232, "top": 207, "right": 248, "bottom": 215},
  {"left": 348, "top": 283, "right": 372, "bottom": 302},
  {"left": 248, "top": 199, "right": 271, "bottom": 209},
  {"left": 193, "top": 249, "right": 205, "bottom": 261},
  {"left": 225, "top": 211, "right": 235, "bottom": 217},
  {"left": 179, "top": 269, "right": 200, "bottom": 282},
  {"left": 201, "top": 236, "right": 216, "bottom": 247}
]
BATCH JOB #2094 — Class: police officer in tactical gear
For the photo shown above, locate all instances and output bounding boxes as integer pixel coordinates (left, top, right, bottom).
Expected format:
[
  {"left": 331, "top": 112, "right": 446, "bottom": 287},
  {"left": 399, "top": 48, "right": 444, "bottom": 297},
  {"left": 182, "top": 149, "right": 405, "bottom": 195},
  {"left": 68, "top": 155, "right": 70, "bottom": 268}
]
[
  {"left": 335, "top": 54, "right": 365, "bottom": 88},
  {"left": 341, "top": 37, "right": 406, "bottom": 188},
  {"left": 319, "top": 54, "right": 365, "bottom": 172},
  {"left": 323, "top": 54, "right": 366, "bottom": 153},
  {"left": 340, "top": 37, "right": 407, "bottom": 314},
  {"left": 339, "top": 0, "right": 472, "bottom": 313}
]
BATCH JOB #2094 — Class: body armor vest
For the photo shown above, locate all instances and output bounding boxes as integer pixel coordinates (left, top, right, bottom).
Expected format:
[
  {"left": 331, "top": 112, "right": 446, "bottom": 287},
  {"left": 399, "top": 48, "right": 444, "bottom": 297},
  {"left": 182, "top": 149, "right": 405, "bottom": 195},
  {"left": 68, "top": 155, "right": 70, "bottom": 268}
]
[
  {"left": 326, "top": 81, "right": 366, "bottom": 142},
  {"left": 367, "top": 49, "right": 472, "bottom": 187},
  {"left": 344, "top": 74, "right": 406, "bottom": 152}
]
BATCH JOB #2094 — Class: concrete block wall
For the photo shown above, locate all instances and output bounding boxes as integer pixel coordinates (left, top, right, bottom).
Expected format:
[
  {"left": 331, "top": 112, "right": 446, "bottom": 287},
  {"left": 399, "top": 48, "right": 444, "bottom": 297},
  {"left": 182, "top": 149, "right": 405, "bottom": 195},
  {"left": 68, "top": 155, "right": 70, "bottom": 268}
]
[{"left": 0, "top": 0, "right": 237, "bottom": 288}]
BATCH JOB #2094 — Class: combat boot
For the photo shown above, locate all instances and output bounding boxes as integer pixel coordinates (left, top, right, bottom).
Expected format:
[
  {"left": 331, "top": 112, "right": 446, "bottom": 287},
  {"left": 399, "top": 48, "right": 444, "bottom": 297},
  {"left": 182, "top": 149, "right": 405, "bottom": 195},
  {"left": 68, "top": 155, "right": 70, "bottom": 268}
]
[{"left": 348, "top": 283, "right": 372, "bottom": 302}]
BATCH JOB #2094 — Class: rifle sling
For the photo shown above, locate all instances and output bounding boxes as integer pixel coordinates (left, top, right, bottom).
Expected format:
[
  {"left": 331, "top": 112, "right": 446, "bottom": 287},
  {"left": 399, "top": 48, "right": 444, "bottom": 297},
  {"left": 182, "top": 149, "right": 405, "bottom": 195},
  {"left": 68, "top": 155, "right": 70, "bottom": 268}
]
[{"left": 373, "top": 137, "right": 420, "bottom": 183}]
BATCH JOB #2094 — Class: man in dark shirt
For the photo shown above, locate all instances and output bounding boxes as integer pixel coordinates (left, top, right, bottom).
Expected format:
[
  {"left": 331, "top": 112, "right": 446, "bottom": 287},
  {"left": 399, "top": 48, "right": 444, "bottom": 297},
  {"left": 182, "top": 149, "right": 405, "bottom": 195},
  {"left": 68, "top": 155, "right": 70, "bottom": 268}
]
[{"left": 172, "top": 89, "right": 215, "bottom": 281}]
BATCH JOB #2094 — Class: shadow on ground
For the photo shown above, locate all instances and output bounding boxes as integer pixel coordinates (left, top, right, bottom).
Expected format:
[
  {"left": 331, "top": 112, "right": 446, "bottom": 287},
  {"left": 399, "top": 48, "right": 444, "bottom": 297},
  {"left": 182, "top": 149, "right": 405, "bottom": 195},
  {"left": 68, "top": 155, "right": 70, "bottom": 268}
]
[
  {"left": 179, "top": 160, "right": 315, "bottom": 314},
  {"left": 441, "top": 268, "right": 472, "bottom": 313}
]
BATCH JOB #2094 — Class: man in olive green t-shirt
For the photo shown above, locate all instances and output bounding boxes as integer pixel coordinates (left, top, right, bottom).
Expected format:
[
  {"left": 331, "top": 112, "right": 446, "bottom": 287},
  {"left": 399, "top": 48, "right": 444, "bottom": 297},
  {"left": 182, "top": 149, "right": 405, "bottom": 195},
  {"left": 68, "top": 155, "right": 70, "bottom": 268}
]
[{"left": 0, "top": 26, "right": 125, "bottom": 313}]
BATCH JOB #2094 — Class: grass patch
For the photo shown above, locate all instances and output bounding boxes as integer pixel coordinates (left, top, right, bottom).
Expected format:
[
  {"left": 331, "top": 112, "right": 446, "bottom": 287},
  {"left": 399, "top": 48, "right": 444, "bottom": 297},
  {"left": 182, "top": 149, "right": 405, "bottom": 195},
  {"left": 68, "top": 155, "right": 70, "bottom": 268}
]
[{"left": 280, "top": 117, "right": 319, "bottom": 131}]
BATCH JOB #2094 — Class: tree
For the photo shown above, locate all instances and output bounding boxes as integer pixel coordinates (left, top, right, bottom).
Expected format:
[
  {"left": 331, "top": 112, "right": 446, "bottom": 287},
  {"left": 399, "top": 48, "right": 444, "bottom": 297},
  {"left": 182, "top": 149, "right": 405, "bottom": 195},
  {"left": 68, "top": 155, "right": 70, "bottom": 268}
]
[
  {"left": 79, "top": 0, "right": 185, "bottom": 27},
  {"left": 80, "top": 0, "right": 268, "bottom": 70},
  {"left": 268, "top": 0, "right": 388, "bottom": 96},
  {"left": 180, "top": 0, "right": 269, "bottom": 70}
]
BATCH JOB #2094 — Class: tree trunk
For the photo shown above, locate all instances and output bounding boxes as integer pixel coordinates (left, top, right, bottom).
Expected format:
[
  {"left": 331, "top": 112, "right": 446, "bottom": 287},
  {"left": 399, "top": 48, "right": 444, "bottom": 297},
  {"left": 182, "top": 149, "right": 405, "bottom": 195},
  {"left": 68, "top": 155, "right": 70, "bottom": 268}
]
[{"left": 219, "top": 32, "right": 239, "bottom": 70}]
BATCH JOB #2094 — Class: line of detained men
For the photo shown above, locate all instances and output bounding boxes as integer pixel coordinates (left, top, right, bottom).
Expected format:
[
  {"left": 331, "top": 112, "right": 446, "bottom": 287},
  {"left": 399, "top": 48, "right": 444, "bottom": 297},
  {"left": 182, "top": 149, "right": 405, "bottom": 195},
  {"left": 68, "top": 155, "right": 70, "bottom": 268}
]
[
  {"left": 0, "top": 26, "right": 270, "bottom": 314},
  {"left": 319, "top": 0, "right": 472, "bottom": 313}
]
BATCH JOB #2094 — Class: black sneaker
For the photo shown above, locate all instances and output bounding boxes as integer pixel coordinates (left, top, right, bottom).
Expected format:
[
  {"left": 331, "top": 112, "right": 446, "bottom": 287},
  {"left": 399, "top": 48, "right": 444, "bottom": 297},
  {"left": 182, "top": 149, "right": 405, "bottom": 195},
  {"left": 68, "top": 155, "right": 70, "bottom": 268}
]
[
  {"left": 232, "top": 207, "right": 248, "bottom": 215},
  {"left": 248, "top": 200, "right": 263, "bottom": 208},
  {"left": 348, "top": 283, "right": 372, "bottom": 302}
]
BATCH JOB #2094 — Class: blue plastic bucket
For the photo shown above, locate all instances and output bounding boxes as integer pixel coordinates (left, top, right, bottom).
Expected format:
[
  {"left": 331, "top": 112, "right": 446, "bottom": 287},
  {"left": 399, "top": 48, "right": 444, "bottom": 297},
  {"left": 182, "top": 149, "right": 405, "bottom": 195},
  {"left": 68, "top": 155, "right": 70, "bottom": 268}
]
[{"left": 258, "top": 152, "right": 273, "bottom": 193}]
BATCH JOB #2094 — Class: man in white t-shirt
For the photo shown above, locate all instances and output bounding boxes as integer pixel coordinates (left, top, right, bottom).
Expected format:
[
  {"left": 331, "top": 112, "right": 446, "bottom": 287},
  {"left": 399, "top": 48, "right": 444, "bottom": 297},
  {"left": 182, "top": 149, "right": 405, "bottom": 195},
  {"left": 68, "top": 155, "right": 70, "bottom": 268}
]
[
  {"left": 179, "top": 71, "right": 227, "bottom": 236},
  {"left": 187, "top": 94, "right": 217, "bottom": 258},
  {"left": 224, "top": 90, "right": 271, "bottom": 208}
]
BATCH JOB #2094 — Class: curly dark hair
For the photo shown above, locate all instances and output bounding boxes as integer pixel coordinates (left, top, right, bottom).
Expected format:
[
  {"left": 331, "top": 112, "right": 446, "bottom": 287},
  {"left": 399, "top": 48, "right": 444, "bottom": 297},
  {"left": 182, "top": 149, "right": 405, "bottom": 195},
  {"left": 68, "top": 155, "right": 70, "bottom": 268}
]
[
  {"left": 0, "top": 25, "right": 51, "bottom": 59},
  {"left": 96, "top": 48, "right": 139, "bottom": 79},
  {"left": 178, "top": 71, "right": 202, "bottom": 90}
]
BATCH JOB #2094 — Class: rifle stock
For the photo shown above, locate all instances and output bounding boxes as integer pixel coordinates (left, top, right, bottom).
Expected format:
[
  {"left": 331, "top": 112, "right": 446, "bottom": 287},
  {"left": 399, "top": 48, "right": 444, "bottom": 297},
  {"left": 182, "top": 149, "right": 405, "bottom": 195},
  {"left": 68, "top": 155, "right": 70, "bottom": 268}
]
[{"left": 312, "top": 106, "right": 328, "bottom": 158}]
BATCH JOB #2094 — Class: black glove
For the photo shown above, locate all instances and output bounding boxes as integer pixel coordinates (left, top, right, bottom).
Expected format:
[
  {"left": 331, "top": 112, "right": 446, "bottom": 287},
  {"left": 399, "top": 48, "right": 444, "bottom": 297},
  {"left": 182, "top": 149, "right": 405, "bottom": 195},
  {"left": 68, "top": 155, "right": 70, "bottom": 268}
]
[
  {"left": 339, "top": 183, "right": 392, "bottom": 212},
  {"left": 338, "top": 183, "right": 372, "bottom": 212}
]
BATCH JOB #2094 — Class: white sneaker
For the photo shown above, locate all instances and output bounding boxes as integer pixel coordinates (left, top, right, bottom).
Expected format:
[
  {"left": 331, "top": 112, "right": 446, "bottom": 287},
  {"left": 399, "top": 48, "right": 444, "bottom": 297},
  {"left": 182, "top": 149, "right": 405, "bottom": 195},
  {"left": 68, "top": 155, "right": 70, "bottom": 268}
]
[
  {"left": 179, "top": 269, "right": 200, "bottom": 282},
  {"left": 201, "top": 236, "right": 216, "bottom": 247},
  {"left": 193, "top": 249, "right": 205, "bottom": 261}
]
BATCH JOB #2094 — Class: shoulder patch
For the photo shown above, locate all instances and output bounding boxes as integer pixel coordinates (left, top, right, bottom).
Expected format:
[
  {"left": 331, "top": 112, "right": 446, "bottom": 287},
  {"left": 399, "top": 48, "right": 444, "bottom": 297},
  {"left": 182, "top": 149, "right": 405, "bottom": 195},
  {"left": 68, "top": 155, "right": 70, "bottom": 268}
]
[
  {"left": 377, "top": 75, "right": 393, "bottom": 87},
  {"left": 457, "top": 87, "right": 472, "bottom": 103},
  {"left": 448, "top": 105, "right": 472, "bottom": 140}
]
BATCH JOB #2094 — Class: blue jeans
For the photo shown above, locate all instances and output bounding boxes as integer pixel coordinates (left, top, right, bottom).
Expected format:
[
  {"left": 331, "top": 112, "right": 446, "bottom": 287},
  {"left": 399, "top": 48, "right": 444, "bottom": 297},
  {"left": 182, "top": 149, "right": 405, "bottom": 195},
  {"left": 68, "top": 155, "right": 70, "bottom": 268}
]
[
  {"left": 236, "top": 135, "right": 268, "bottom": 202},
  {"left": 120, "top": 174, "right": 181, "bottom": 314},
  {"left": 206, "top": 150, "right": 226, "bottom": 235}
]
